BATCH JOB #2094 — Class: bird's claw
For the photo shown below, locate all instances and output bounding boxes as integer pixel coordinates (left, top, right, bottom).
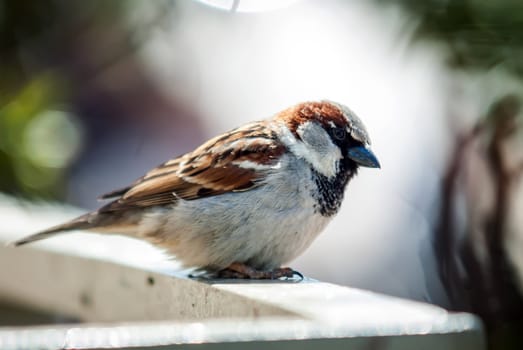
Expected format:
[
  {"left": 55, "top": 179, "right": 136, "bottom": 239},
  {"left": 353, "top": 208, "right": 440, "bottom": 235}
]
[{"left": 216, "top": 262, "right": 303, "bottom": 281}]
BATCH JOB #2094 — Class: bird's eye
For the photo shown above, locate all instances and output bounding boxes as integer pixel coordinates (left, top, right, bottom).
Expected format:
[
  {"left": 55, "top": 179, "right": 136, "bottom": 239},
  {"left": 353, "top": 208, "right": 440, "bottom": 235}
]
[{"left": 332, "top": 127, "right": 346, "bottom": 141}]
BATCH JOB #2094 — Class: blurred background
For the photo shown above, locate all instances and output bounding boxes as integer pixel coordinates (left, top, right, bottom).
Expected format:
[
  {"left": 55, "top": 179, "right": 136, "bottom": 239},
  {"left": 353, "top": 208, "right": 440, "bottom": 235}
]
[{"left": 2, "top": 0, "right": 523, "bottom": 348}]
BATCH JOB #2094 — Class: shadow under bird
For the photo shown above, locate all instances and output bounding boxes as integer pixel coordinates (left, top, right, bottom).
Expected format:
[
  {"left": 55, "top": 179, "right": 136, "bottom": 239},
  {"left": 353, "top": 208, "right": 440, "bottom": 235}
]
[{"left": 13, "top": 101, "right": 380, "bottom": 279}]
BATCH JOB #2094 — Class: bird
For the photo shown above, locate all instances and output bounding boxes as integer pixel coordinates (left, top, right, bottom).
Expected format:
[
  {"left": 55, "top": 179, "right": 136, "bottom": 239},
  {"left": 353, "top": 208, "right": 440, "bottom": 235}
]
[{"left": 13, "top": 101, "right": 380, "bottom": 279}]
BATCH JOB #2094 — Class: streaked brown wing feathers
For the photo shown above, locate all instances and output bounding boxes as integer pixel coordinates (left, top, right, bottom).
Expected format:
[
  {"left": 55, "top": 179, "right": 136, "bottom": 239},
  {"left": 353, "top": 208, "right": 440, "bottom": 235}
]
[{"left": 98, "top": 126, "right": 285, "bottom": 212}]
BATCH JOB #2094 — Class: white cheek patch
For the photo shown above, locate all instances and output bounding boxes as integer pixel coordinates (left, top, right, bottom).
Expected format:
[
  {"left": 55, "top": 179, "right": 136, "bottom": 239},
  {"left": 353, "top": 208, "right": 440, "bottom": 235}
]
[{"left": 280, "top": 122, "right": 341, "bottom": 178}]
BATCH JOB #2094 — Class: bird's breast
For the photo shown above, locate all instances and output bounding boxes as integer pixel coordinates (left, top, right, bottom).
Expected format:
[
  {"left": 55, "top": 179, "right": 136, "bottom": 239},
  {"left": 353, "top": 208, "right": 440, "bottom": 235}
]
[{"left": 137, "top": 156, "right": 337, "bottom": 269}]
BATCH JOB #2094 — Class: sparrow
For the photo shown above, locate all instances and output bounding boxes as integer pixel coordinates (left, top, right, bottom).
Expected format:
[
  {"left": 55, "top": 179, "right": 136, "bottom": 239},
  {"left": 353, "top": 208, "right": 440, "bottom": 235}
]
[{"left": 13, "top": 101, "right": 380, "bottom": 279}]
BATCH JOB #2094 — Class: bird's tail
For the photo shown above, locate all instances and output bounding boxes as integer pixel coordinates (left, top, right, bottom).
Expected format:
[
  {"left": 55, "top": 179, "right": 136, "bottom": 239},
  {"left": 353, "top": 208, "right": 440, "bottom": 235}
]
[{"left": 10, "top": 213, "right": 95, "bottom": 246}]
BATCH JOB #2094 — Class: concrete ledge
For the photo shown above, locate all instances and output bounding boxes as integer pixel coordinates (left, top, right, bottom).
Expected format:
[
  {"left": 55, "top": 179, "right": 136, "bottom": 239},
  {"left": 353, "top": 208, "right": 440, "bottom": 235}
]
[{"left": 0, "top": 195, "right": 485, "bottom": 349}]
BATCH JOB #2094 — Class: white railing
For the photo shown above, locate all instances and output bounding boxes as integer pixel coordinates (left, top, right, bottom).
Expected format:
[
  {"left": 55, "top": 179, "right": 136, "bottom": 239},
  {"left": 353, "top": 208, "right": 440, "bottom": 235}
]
[{"left": 0, "top": 195, "right": 484, "bottom": 349}]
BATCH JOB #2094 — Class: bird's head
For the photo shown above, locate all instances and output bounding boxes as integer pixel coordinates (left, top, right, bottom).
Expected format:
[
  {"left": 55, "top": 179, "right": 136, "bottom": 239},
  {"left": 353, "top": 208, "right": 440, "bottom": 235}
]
[{"left": 276, "top": 100, "right": 380, "bottom": 178}]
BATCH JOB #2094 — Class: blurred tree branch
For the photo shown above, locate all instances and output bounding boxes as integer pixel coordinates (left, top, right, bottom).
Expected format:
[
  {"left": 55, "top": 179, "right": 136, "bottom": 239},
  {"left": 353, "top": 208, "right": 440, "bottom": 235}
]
[
  {"left": 437, "top": 96, "right": 523, "bottom": 338},
  {"left": 379, "top": 1, "right": 523, "bottom": 348}
]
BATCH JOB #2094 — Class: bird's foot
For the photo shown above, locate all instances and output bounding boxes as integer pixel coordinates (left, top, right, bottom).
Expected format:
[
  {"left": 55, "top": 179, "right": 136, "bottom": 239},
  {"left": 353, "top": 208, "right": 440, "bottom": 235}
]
[{"left": 217, "top": 262, "right": 303, "bottom": 280}]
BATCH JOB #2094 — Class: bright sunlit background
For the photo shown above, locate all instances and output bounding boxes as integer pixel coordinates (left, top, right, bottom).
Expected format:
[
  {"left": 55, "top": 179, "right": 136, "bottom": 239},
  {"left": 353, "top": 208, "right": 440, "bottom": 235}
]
[
  {"left": 2, "top": 1, "right": 523, "bottom": 347},
  {"left": 135, "top": 0, "right": 450, "bottom": 303}
]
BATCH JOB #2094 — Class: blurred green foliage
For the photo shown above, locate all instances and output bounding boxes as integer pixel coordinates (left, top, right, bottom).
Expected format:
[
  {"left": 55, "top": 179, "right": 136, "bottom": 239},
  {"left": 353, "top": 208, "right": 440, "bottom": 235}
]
[
  {"left": 0, "top": 74, "right": 83, "bottom": 198},
  {"left": 0, "top": 0, "right": 135, "bottom": 199},
  {"left": 386, "top": 0, "right": 523, "bottom": 78}
]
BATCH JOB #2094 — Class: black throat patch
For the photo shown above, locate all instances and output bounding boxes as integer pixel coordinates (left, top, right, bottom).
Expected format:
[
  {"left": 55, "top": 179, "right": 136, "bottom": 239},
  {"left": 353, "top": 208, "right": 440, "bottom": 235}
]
[{"left": 311, "top": 160, "right": 357, "bottom": 217}]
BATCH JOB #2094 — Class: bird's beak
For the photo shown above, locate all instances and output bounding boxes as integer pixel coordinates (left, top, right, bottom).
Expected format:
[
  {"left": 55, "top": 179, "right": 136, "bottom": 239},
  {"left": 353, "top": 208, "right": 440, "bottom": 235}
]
[{"left": 347, "top": 145, "right": 380, "bottom": 168}]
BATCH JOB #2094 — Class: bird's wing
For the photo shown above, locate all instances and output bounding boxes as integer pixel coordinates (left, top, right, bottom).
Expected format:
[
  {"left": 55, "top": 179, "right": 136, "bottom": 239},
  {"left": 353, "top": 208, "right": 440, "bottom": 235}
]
[{"left": 98, "top": 124, "right": 285, "bottom": 212}]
